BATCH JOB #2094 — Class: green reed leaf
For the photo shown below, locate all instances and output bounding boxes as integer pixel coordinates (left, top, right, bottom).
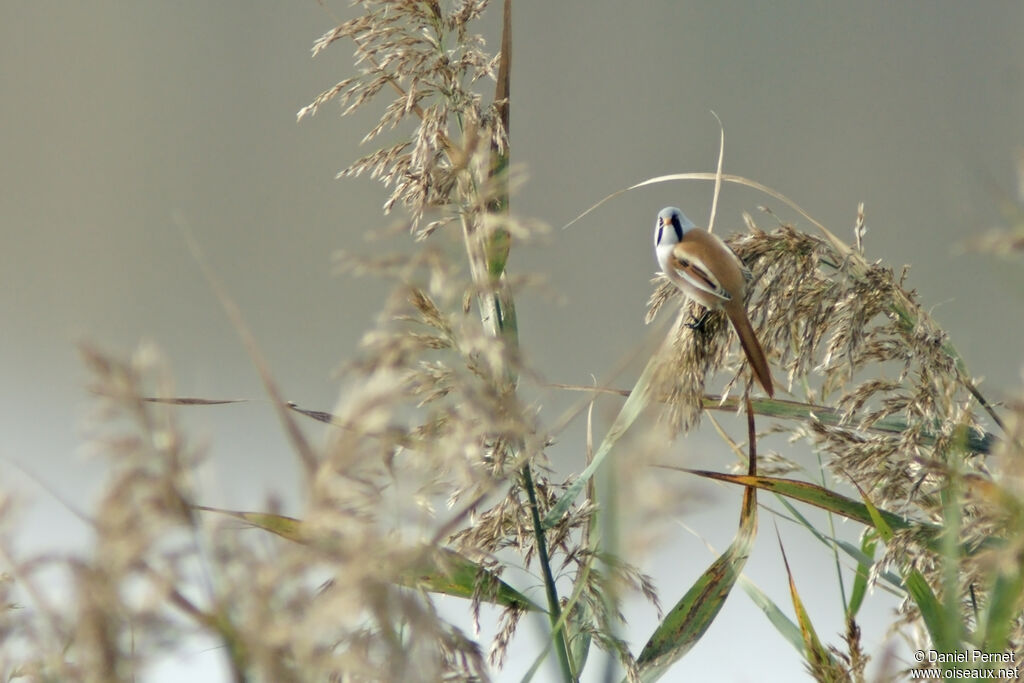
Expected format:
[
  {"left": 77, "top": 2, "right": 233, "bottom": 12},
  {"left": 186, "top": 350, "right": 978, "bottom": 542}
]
[
  {"left": 195, "top": 506, "right": 539, "bottom": 611},
  {"left": 635, "top": 484, "right": 757, "bottom": 681}
]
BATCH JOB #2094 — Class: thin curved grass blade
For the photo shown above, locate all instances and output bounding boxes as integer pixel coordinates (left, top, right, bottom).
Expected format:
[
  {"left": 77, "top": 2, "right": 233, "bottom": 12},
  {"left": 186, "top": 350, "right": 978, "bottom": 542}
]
[
  {"left": 517, "top": 646, "right": 549, "bottom": 683},
  {"left": 707, "top": 111, "right": 724, "bottom": 234},
  {"left": 738, "top": 575, "right": 804, "bottom": 655},
  {"left": 770, "top": 494, "right": 903, "bottom": 594},
  {"left": 194, "top": 506, "right": 539, "bottom": 611},
  {"left": 561, "top": 172, "right": 841, "bottom": 246},
  {"left": 847, "top": 531, "right": 878, "bottom": 618},
  {"left": 542, "top": 316, "right": 680, "bottom": 528}
]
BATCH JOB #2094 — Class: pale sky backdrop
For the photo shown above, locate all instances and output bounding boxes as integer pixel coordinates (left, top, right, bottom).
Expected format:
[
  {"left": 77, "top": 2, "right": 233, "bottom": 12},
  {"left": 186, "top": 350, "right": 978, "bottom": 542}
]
[{"left": 3, "top": 2, "right": 1024, "bottom": 681}]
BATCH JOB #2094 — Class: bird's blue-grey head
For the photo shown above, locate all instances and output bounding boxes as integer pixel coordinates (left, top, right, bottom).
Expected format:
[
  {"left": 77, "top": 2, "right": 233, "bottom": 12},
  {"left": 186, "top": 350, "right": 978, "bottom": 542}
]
[{"left": 654, "top": 206, "right": 694, "bottom": 249}]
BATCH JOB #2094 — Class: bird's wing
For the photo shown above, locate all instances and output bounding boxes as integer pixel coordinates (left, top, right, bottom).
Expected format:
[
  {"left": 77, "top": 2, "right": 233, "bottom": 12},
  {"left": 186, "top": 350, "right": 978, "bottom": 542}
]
[{"left": 669, "top": 245, "right": 732, "bottom": 302}]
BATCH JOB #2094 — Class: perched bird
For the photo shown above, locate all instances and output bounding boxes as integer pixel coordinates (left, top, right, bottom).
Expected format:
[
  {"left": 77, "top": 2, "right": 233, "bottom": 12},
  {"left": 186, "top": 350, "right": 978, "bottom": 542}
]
[{"left": 654, "top": 206, "right": 774, "bottom": 397}]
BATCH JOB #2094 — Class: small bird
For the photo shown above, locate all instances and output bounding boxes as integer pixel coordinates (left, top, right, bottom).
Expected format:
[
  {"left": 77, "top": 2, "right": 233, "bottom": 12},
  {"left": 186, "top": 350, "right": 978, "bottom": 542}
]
[{"left": 654, "top": 207, "right": 774, "bottom": 397}]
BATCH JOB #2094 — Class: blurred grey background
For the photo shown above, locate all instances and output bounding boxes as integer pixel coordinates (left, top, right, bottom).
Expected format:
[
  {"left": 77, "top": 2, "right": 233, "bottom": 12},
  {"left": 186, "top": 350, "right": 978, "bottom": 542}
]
[{"left": 3, "top": 1, "right": 1023, "bottom": 681}]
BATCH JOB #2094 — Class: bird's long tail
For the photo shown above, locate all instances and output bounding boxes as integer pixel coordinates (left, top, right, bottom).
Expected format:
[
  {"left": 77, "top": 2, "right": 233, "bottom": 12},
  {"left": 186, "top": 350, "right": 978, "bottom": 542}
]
[{"left": 726, "top": 306, "right": 774, "bottom": 397}]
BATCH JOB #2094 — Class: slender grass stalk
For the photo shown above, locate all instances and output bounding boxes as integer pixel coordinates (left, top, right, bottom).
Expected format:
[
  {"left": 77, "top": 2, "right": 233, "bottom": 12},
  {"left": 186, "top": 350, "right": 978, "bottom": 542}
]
[{"left": 522, "top": 466, "right": 576, "bottom": 682}]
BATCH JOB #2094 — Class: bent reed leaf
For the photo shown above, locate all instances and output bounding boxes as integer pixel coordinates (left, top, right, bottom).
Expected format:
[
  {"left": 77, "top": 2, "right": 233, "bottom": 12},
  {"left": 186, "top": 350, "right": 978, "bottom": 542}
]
[
  {"left": 679, "top": 469, "right": 923, "bottom": 534},
  {"left": 541, "top": 313, "right": 685, "bottom": 529},
  {"left": 635, "top": 395, "right": 760, "bottom": 682},
  {"left": 636, "top": 485, "right": 757, "bottom": 682},
  {"left": 776, "top": 532, "right": 846, "bottom": 679},
  {"left": 194, "top": 506, "right": 539, "bottom": 612}
]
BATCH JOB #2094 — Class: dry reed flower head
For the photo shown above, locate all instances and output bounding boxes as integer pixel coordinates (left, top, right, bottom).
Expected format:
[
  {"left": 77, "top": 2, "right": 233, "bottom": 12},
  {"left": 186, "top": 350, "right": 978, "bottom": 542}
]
[
  {"left": 104, "top": 340, "right": 492, "bottom": 681},
  {"left": 299, "top": 0, "right": 506, "bottom": 234}
]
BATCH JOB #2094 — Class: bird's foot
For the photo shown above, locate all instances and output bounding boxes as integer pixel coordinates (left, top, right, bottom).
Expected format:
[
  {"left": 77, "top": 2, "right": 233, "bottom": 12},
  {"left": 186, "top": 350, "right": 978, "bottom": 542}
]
[{"left": 685, "top": 309, "right": 712, "bottom": 331}]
